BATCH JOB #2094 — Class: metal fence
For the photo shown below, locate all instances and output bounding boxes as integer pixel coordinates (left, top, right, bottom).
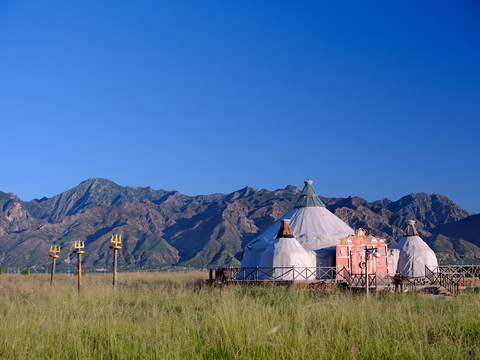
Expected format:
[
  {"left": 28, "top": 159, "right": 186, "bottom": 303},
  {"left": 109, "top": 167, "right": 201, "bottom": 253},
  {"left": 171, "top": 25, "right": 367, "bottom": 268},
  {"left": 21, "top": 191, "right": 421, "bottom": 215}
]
[
  {"left": 345, "top": 272, "right": 392, "bottom": 288},
  {"left": 215, "top": 266, "right": 391, "bottom": 287},
  {"left": 222, "top": 266, "right": 331, "bottom": 282},
  {"left": 214, "top": 265, "right": 480, "bottom": 295},
  {"left": 425, "top": 265, "right": 480, "bottom": 295},
  {"left": 429, "top": 265, "right": 480, "bottom": 279}
]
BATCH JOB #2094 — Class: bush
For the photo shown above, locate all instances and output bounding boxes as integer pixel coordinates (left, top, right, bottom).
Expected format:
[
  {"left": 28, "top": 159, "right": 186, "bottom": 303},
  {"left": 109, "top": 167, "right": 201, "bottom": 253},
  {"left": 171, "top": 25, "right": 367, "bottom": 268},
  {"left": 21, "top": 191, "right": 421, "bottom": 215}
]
[
  {"left": 0, "top": 266, "right": 4, "bottom": 274},
  {"left": 20, "top": 269, "right": 29, "bottom": 275}
]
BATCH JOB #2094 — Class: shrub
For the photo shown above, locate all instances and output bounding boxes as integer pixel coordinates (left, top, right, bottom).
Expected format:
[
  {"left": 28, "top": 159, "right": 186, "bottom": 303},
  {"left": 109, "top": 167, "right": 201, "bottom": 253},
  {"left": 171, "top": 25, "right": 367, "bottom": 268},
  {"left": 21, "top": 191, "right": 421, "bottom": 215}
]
[{"left": 20, "top": 269, "right": 29, "bottom": 275}]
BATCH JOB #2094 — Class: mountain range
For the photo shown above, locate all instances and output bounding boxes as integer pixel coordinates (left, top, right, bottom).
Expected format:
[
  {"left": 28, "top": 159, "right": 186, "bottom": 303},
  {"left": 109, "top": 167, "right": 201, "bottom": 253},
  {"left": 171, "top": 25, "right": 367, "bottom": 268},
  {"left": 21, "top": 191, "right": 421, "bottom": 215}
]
[{"left": 0, "top": 178, "right": 478, "bottom": 272}]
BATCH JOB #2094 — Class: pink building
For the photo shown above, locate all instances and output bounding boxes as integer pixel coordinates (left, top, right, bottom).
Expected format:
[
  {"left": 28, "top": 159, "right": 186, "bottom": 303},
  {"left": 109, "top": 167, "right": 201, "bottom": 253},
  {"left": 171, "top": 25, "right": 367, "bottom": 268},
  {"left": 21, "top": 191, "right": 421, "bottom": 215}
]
[{"left": 336, "top": 229, "right": 389, "bottom": 278}]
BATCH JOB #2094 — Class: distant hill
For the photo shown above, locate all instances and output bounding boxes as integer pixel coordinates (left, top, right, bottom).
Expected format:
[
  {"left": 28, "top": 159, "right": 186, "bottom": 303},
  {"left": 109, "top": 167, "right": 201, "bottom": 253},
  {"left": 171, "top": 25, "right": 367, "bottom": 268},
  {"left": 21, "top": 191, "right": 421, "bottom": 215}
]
[
  {"left": 429, "top": 214, "right": 480, "bottom": 264},
  {"left": 0, "top": 178, "right": 475, "bottom": 271}
]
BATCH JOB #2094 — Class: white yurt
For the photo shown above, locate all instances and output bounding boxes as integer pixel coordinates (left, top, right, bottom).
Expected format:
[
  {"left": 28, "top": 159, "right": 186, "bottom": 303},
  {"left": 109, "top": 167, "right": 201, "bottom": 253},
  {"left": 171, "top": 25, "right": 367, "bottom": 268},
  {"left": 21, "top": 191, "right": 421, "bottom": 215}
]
[
  {"left": 241, "top": 180, "right": 354, "bottom": 268},
  {"left": 259, "top": 219, "right": 316, "bottom": 280},
  {"left": 395, "top": 220, "right": 439, "bottom": 278}
]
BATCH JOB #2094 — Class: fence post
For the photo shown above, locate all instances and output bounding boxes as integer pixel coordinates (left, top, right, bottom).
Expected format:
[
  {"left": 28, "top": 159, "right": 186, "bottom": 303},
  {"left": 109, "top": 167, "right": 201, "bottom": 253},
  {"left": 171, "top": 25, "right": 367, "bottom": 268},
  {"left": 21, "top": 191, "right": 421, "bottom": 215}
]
[{"left": 255, "top": 266, "right": 258, "bottom": 282}]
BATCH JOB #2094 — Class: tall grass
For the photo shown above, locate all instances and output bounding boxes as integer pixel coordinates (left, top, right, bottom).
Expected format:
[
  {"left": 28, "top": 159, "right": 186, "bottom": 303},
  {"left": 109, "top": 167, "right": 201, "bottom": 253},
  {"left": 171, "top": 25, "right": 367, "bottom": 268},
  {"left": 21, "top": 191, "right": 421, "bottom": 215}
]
[{"left": 0, "top": 272, "right": 479, "bottom": 359}]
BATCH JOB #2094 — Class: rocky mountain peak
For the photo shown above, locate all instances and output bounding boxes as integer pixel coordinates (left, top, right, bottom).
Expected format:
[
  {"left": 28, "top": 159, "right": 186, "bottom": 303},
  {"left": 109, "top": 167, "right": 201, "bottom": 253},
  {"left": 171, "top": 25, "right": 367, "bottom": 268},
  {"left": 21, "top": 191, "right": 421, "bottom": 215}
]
[
  {"left": 7, "top": 192, "right": 20, "bottom": 201},
  {"left": 284, "top": 185, "right": 298, "bottom": 192},
  {"left": 0, "top": 181, "right": 475, "bottom": 269}
]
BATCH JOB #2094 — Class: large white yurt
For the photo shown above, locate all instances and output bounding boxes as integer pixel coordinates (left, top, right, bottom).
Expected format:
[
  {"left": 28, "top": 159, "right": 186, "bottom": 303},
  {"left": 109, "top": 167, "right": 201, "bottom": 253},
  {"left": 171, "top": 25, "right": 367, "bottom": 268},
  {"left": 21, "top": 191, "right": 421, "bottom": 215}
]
[
  {"left": 259, "top": 219, "right": 316, "bottom": 280},
  {"left": 240, "top": 238, "right": 270, "bottom": 269},
  {"left": 395, "top": 220, "right": 439, "bottom": 278},
  {"left": 241, "top": 180, "right": 354, "bottom": 268}
]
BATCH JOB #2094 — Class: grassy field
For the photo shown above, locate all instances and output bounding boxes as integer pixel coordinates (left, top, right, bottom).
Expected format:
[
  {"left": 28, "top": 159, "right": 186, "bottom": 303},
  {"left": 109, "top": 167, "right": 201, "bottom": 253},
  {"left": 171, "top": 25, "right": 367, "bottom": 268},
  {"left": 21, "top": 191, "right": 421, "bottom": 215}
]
[{"left": 0, "top": 272, "right": 479, "bottom": 359}]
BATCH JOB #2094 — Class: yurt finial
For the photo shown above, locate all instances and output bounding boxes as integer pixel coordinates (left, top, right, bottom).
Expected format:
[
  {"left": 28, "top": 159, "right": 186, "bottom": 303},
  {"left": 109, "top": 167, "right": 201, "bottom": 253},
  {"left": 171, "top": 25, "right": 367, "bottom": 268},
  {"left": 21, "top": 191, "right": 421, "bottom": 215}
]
[
  {"left": 276, "top": 219, "right": 295, "bottom": 238},
  {"left": 403, "top": 220, "right": 419, "bottom": 237},
  {"left": 295, "top": 179, "right": 325, "bottom": 208}
]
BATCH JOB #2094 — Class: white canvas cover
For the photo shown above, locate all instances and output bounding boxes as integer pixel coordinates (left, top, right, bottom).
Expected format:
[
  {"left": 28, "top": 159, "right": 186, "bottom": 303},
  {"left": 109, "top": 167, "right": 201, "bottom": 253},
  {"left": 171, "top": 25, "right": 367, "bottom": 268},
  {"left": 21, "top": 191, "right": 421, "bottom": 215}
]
[
  {"left": 243, "top": 206, "right": 354, "bottom": 255},
  {"left": 387, "top": 248, "right": 400, "bottom": 276},
  {"left": 395, "top": 236, "right": 439, "bottom": 278},
  {"left": 259, "top": 237, "right": 316, "bottom": 281},
  {"left": 240, "top": 238, "right": 270, "bottom": 269}
]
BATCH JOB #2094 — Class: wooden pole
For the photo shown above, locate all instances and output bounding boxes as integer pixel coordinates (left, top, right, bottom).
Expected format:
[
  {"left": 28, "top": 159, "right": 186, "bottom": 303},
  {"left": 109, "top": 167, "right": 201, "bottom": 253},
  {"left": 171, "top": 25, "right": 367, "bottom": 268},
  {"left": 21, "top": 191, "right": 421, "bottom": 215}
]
[
  {"left": 77, "top": 252, "right": 82, "bottom": 294},
  {"left": 49, "top": 245, "right": 61, "bottom": 288},
  {"left": 73, "top": 241, "right": 85, "bottom": 295},
  {"left": 50, "top": 256, "right": 56, "bottom": 287},
  {"left": 113, "top": 248, "right": 117, "bottom": 290},
  {"left": 109, "top": 235, "right": 122, "bottom": 291},
  {"left": 365, "top": 252, "right": 369, "bottom": 298}
]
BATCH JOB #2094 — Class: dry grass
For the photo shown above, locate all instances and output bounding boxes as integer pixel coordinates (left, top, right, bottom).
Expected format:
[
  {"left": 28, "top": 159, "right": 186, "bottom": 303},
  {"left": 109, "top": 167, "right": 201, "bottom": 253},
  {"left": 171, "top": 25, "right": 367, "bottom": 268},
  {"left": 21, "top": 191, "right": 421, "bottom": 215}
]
[{"left": 0, "top": 272, "right": 479, "bottom": 359}]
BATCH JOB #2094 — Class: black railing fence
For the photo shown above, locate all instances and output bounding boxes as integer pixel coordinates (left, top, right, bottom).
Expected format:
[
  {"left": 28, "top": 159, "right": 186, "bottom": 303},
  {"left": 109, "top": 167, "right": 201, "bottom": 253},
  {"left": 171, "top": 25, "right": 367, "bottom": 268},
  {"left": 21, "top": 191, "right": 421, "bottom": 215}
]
[
  {"left": 223, "top": 266, "right": 331, "bottom": 282},
  {"left": 214, "top": 265, "right": 480, "bottom": 295},
  {"left": 216, "top": 266, "right": 388, "bottom": 286},
  {"left": 428, "top": 265, "right": 480, "bottom": 279},
  {"left": 424, "top": 265, "right": 480, "bottom": 295}
]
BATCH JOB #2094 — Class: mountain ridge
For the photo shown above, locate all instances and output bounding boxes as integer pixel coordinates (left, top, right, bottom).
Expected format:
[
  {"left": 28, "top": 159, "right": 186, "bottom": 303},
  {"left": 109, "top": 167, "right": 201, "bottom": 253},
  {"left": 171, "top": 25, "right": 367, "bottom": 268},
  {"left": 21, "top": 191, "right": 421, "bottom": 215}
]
[{"left": 0, "top": 178, "right": 476, "bottom": 271}]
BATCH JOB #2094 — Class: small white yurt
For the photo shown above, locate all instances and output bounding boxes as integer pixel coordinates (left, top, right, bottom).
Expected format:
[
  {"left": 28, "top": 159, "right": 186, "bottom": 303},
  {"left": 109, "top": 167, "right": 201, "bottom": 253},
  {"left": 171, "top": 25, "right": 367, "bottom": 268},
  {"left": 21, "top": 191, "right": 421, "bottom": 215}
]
[
  {"left": 259, "top": 219, "right": 316, "bottom": 281},
  {"left": 395, "top": 220, "right": 439, "bottom": 278},
  {"left": 241, "top": 180, "right": 354, "bottom": 268}
]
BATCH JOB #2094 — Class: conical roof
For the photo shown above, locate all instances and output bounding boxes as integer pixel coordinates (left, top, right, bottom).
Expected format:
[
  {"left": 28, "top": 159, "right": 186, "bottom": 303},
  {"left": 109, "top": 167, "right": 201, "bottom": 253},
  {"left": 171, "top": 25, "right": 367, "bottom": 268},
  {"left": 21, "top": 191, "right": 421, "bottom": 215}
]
[
  {"left": 295, "top": 180, "right": 325, "bottom": 208},
  {"left": 276, "top": 219, "right": 295, "bottom": 238},
  {"left": 241, "top": 180, "right": 353, "bottom": 269},
  {"left": 403, "top": 220, "right": 419, "bottom": 236}
]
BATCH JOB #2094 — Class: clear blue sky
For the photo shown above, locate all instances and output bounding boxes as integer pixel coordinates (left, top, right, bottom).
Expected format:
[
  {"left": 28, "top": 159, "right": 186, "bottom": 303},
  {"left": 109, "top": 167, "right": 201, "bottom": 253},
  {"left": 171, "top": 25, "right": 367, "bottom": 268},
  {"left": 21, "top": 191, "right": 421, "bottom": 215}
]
[{"left": 1, "top": 1, "right": 479, "bottom": 213}]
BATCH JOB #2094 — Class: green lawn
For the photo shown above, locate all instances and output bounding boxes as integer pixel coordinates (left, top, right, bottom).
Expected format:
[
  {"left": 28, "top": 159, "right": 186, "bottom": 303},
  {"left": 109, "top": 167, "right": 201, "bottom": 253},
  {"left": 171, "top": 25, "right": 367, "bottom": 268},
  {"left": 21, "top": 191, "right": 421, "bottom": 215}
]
[{"left": 0, "top": 272, "right": 479, "bottom": 359}]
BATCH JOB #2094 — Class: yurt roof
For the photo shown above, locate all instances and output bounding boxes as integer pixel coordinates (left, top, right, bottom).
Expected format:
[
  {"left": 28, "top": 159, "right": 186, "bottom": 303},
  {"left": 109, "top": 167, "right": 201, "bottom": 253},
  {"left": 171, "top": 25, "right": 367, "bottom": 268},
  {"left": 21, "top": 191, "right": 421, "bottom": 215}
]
[
  {"left": 245, "top": 180, "right": 353, "bottom": 251},
  {"left": 295, "top": 179, "right": 325, "bottom": 208}
]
